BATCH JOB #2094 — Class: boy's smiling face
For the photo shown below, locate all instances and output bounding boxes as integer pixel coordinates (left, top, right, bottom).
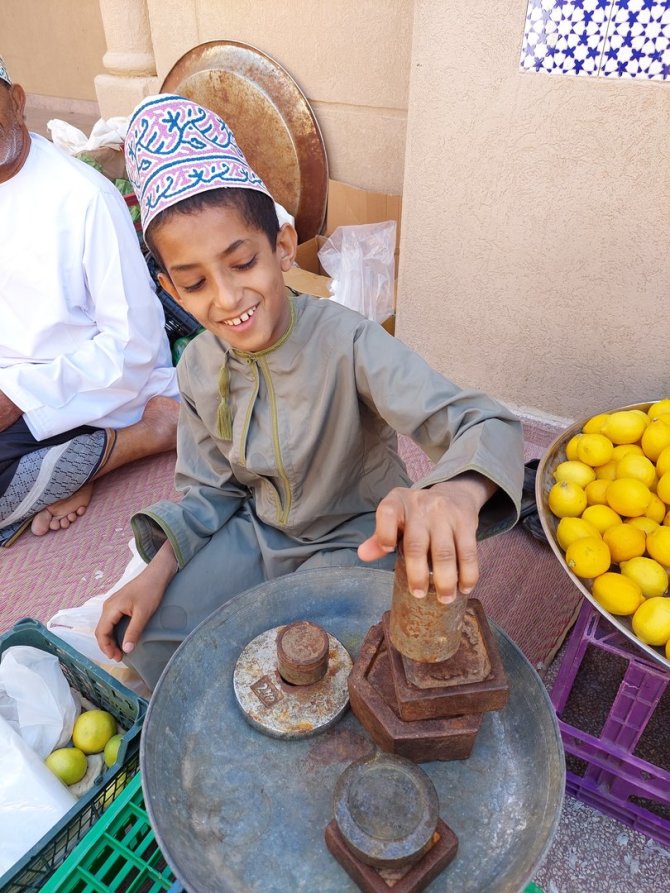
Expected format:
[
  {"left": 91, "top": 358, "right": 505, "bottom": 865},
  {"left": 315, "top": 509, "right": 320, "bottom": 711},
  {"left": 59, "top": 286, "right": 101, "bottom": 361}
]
[{"left": 154, "top": 202, "right": 298, "bottom": 353}]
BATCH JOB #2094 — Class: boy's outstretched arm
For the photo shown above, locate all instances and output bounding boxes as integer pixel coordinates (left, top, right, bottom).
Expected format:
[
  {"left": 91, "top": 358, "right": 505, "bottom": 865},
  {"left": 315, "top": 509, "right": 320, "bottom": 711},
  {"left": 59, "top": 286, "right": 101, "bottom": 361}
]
[
  {"left": 95, "top": 540, "right": 178, "bottom": 661},
  {"left": 357, "top": 471, "right": 498, "bottom": 605}
]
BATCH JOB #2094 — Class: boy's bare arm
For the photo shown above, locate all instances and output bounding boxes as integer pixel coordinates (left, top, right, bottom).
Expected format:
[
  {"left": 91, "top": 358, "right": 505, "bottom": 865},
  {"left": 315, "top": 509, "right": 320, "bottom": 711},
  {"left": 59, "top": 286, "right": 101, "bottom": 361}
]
[
  {"left": 95, "top": 540, "right": 179, "bottom": 661},
  {"left": 357, "top": 472, "right": 498, "bottom": 604}
]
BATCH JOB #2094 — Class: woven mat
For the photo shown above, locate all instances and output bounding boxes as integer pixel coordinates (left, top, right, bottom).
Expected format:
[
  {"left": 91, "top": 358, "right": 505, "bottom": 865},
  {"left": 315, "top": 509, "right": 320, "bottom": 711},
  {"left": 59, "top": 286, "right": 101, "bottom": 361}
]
[
  {"left": 0, "top": 452, "right": 178, "bottom": 633},
  {"left": 0, "top": 430, "right": 580, "bottom": 673}
]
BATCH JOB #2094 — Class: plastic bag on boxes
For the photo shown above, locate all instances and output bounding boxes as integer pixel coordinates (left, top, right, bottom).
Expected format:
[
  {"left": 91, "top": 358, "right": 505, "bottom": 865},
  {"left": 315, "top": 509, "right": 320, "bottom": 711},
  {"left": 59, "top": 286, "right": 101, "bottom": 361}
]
[
  {"left": 47, "top": 117, "right": 130, "bottom": 183},
  {"left": 0, "top": 714, "right": 77, "bottom": 876},
  {"left": 317, "top": 221, "right": 396, "bottom": 324},
  {"left": 0, "top": 646, "right": 78, "bottom": 759}
]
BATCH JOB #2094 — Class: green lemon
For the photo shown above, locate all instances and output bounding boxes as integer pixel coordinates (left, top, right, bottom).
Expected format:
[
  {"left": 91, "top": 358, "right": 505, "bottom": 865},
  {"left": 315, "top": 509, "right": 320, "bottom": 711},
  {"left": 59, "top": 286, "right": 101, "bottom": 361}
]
[
  {"left": 45, "top": 747, "right": 88, "bottom": 785},
  {"left": 103, "top": 733, "right": 124, "bottom": 768},
  {"left": 72, "top": 709, "right": 117, "bottom": 754}
]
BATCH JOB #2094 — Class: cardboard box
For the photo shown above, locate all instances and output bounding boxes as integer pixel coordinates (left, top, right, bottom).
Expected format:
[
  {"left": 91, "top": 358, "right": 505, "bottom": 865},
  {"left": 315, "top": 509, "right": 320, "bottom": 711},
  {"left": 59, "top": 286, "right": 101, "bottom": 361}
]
[{"left": 284, "top": 180, "right": 401, "bottom": 335}]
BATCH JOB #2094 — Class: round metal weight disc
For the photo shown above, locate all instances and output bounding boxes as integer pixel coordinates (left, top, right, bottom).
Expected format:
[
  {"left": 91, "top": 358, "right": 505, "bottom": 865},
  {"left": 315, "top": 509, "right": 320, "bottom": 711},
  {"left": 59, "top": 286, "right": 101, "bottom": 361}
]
[
  {"left": 233, "top": 625, "right": 352, "bottom": 738},
  {"left": 334, "top": 752, "right": 439, "bottom": 868},
  {"left": 141, "top": 567, "right": 565, "bottom": 893}
]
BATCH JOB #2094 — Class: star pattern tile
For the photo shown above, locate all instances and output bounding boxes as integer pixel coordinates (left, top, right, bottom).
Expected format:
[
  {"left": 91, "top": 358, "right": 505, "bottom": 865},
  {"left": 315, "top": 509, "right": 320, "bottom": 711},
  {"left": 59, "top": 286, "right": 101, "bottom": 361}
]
[{"left": 520, "top": 0, "right": 670, "bottom": 79}]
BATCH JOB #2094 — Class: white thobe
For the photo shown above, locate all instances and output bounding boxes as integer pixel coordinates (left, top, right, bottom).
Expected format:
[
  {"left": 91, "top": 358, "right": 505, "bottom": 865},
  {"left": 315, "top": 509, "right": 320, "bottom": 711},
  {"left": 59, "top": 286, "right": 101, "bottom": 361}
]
[{"left": 0, "top": 134, "right": 178, "bottom": 441}]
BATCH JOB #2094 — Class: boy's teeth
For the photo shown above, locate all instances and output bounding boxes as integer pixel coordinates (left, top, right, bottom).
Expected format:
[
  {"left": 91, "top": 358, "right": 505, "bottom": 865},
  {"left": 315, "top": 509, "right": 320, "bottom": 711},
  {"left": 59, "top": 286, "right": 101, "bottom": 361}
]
[{"left": 226, "top": 305, "right": 257, "bottom": 326}]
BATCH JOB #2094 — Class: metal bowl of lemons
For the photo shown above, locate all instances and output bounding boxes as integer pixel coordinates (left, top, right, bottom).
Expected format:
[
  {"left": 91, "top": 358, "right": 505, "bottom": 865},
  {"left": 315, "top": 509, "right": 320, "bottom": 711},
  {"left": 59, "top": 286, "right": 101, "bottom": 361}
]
[{"left": 536, "top": 400, "right": 670, "bottom": 671}]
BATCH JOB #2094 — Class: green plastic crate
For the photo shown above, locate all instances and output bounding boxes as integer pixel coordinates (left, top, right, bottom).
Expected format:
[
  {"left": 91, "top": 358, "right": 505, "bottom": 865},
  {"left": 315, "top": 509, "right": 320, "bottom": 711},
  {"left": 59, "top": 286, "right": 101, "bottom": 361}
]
[
  {"left": 0, "top": 618, "right": 147, "bottom": 893},
  {"left": 41, "top": 774, "right": 181, "bottom": 893}
]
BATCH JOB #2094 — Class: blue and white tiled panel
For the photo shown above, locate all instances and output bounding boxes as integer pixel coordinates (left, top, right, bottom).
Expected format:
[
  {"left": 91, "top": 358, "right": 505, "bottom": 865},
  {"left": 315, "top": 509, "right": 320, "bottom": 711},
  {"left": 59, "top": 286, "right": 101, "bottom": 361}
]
[{"left": 520, "top": 0, "right": 670, "bottom": 80}]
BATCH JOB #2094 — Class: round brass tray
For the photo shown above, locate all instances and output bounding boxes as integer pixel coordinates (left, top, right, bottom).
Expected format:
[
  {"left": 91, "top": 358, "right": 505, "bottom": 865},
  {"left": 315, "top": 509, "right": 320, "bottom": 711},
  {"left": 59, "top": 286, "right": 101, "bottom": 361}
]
[
  {"left": 141, "top": 567, "right": 564, "bottom": 893},
  {"left": 161, "top": 40, "right": 328, "bottom": 244},
  {"left": 536, "top": 401, "right": 670, "bottom": 672}
]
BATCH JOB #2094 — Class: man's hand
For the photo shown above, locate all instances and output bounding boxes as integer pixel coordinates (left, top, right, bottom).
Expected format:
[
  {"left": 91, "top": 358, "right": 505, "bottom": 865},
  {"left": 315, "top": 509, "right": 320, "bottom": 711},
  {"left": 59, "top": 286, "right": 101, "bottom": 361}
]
[
  {"left": 357, "top": 472, "right": 498, "bottom": 604},
  {"left": 95, "top": 541, "right": 178, "bottom": 661},
  {"left": 0, "top": 390, "right": 22, "bottom": 433}
]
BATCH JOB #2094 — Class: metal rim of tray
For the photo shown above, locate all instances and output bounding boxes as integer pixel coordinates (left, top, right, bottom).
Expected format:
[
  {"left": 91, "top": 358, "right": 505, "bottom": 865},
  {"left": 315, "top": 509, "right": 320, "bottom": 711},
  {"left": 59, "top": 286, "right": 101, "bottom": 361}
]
[
  {"left": 160, "top": 39, "right": 329, "bottom": 244},
  {"left": 140, "top": 566, "right": 565, "bottom": 893},
  {"left": 535, "top": 400, "right": 670, "bottom": 672}
]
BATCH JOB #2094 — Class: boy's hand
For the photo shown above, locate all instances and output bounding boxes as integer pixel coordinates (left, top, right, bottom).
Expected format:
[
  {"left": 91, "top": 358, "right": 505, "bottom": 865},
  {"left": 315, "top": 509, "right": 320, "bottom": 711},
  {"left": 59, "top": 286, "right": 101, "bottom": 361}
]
[
  {"left": 95, "top": 541, "right": 178, "bottom": 661},
  {"left": 357, "top": 472, "right": 498, "bottom": 604}
]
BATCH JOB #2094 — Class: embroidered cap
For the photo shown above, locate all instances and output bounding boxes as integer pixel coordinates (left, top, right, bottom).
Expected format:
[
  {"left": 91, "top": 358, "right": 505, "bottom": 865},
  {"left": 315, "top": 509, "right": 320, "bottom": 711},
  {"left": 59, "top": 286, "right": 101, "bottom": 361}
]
[
  {"left": 0, "top": 56, "right": 11, "bottom": 86},
  {"left": 124, "top": 93, "right": 272, "bottom": 233}
]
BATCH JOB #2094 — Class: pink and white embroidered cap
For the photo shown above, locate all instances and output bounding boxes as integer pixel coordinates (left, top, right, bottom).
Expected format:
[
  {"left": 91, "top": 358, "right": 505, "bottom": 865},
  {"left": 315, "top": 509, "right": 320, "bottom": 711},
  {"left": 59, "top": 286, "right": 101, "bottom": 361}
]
[{"left": 125, "top": 93, "right": 273, "bottom": 233}]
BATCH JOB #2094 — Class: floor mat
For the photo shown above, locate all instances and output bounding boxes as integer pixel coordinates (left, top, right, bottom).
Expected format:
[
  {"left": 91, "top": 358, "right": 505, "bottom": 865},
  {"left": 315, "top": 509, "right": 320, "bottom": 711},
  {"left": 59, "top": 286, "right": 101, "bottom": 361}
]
[{"left": 0, "top": 452, "right": 178, "bottom": 633}]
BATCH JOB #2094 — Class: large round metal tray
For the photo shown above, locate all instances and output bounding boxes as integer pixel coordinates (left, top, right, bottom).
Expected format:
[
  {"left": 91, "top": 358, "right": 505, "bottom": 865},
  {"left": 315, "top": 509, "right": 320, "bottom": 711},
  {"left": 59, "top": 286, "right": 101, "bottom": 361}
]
[
  {"left": 161, "top": 40, "right": 328, "bottom": 244},
  {"left": 141, "top": 567, "right": 564, "bottom": 893},
  {"left": 536, "top": 401, "right": 670, "bottom": 672}
]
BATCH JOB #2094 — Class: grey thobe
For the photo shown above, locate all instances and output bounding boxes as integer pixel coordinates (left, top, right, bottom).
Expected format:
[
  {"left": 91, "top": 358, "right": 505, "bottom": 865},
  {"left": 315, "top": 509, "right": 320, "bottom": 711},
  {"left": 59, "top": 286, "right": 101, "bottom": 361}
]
[{"left": 123, "top": 294, "right": 524, "bottom": 688}]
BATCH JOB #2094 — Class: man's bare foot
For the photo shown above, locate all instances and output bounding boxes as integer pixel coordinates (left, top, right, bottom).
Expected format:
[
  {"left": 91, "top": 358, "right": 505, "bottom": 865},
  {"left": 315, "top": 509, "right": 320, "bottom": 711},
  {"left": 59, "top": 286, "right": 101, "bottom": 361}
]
[{"left": 31, "top": 483, "right": 94, "bottom": 536}]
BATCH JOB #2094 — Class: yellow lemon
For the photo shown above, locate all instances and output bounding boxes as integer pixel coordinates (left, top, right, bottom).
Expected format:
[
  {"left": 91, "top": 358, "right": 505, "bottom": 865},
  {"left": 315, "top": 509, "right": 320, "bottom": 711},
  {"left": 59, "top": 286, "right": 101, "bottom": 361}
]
[
  {"left": 548, "top": 481, "right": 588, "bottom": 518},
  {"left": 612, "top": 444, "right": 644, "bottom": 461},
  {"left": 630, "top": 409, "right": 651, "bottom": 428},
  {"left": 556, "top": 517, "right": 601, "bottom": 551},
  {"left": 603, "top": 524, "right": 646, "bottom": 563},
  {"left": 565, "top": 434, "right": 584, "bottom": 461},
  {"left": 645, "top": 494, "right": 667, "bottom": 524},
  {"left": 595, "top": 460, "right": 618, "bottom": 481},
  {"left": 665, "top": 511, "right": 670, "bottom": 527},
  {"left": 602, "top": 411, "right": 647, "bottom": 445},
  {"left": 45, "top": 747, "right": 88, "bottom": 785},
  {"left": 582, "top": 413, "right": 610, "bottom": 434},
  {"left": 72, "top": 709, "right": 117, "bottom": 755},
  {"left": 553, "top": 461, "right": 596, "bottom": 488},
  {"left": 565, "top": 536, "right": 611, "bottom": 579},
  {"left": 615, "top": 454, "right": 656, "bottom": 489},
  {"left": 627, "top": 517, "right": 659, "bottom": 536},
  {"left": 576, "top": 433, "right": 614, "bottom": 468},
  {"left": 585, "top": 479, "right": 610, "bottom": 506},
  {"left": 582, "top": 504, "right": 622, "bottom": 534},
  {"left": 647, "top": 399, "right": 670, "bottom": 419},
  {"left": 606, "top": 478, "right": 652, "bottom": 518},
  {"left": 641, "top": 420, "right": 670, "bottom": 462},
  {"left": 645, "top": 526, "right": 670, "bottom": 567},
  {"left": 592, "top": 573, "right": 644, "bottom": 616},
  {"left": 103, "top": 733, "right": 124, "bottom": 769},
  {"left": 620, "top": 557, "right": 669, "bottom": 598},
  {"left": 655, "top": 446, "right": 670, "bottom": 478},
  {"left": 655, "top": 472, "right": 670, "bottom": 506},
  {"left": 631, "top": 597, "right": 670, "bottom": 646}
]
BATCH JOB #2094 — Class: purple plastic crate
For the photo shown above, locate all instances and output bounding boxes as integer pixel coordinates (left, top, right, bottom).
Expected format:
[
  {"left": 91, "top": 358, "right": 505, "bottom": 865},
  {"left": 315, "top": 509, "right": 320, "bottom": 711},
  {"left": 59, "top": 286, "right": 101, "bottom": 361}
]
[{"left": 551, "top": 602, "right": 670, "bottom": 847}]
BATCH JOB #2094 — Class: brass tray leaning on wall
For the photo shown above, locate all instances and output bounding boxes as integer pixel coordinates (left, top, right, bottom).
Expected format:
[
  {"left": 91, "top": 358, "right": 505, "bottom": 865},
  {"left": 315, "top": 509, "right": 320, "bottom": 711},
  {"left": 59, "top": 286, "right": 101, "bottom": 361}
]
[
  {"left": 161, "top": 40, "right": 329, "bottom": 244},
  {"left": 536, "top": 402, "right": 670, "bottom": 672}
]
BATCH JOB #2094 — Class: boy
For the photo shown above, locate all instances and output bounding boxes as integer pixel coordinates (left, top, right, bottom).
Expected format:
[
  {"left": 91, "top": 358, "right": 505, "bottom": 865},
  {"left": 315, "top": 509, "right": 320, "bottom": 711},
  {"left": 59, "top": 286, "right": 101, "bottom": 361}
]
[{"left": 95, "top": 95, "right": 524, "bottom": 690}]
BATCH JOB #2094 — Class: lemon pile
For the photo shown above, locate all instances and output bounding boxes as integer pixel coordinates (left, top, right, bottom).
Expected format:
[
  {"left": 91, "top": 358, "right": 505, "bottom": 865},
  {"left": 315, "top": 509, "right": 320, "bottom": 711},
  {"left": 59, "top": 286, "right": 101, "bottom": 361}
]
[
  {"left": 547, "top": 400, "right": 670, "bottom": 657},
  {"left": 44, "top": 708, "right": 120, "bottom": 794}
]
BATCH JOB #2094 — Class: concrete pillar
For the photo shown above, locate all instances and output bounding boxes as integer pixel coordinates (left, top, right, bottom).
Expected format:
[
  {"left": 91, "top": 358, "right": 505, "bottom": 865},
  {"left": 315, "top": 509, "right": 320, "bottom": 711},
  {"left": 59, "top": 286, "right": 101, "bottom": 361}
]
[{"left": 94, "top": 0, "right": 159, "bottom": 117}]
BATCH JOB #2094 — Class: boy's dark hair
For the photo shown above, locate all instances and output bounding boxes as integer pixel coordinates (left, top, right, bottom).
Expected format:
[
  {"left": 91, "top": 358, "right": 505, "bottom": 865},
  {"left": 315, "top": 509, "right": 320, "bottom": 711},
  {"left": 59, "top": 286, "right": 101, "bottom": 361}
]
[{"left": 146, "top": 188, "right": 280, "bottom": 272}]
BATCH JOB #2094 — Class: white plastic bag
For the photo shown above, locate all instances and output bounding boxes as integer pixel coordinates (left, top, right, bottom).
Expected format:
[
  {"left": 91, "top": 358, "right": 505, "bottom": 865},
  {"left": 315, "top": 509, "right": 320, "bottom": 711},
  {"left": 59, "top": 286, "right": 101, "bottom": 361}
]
[
  {"left": 0, "top": 714, "right": 77, "bottom": 876},
  {"left": 317, "top": 220, "right": 396, "bottom": 323},
  {"left": 0, "top": 647, "right": 78, "bottom": 759},
  {"left": 47, "top": 116, "right": 129, "bottom": 155},
  {"left": 47, "top": 539, "right": 151, "bottom": 698}
]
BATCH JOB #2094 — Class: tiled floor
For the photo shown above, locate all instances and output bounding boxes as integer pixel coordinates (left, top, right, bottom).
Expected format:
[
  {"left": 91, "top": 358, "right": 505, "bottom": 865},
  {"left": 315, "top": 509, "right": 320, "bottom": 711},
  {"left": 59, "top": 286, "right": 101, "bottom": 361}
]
[{"left": 21, "top": 101, "right": 670, "bottom": 893}]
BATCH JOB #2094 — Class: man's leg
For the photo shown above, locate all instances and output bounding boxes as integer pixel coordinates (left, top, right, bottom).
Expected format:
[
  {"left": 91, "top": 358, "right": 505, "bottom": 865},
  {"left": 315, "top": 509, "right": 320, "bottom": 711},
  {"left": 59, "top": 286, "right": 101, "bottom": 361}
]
[{"left": 31, "top": 395, "right": 178, "bottom": 534}]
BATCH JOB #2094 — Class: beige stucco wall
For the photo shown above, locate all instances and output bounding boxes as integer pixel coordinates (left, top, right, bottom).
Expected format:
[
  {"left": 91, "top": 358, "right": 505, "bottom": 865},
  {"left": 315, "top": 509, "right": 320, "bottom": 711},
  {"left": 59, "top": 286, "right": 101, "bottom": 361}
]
[
  {"left": 140, "top": 0, "right": 410, "bottom": 193},
  {"left": 0, "top": 0, "right": 105, "bottom": 102},
  {"left": 396, "top": 0, "right": 670, "bottom": 421}
]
